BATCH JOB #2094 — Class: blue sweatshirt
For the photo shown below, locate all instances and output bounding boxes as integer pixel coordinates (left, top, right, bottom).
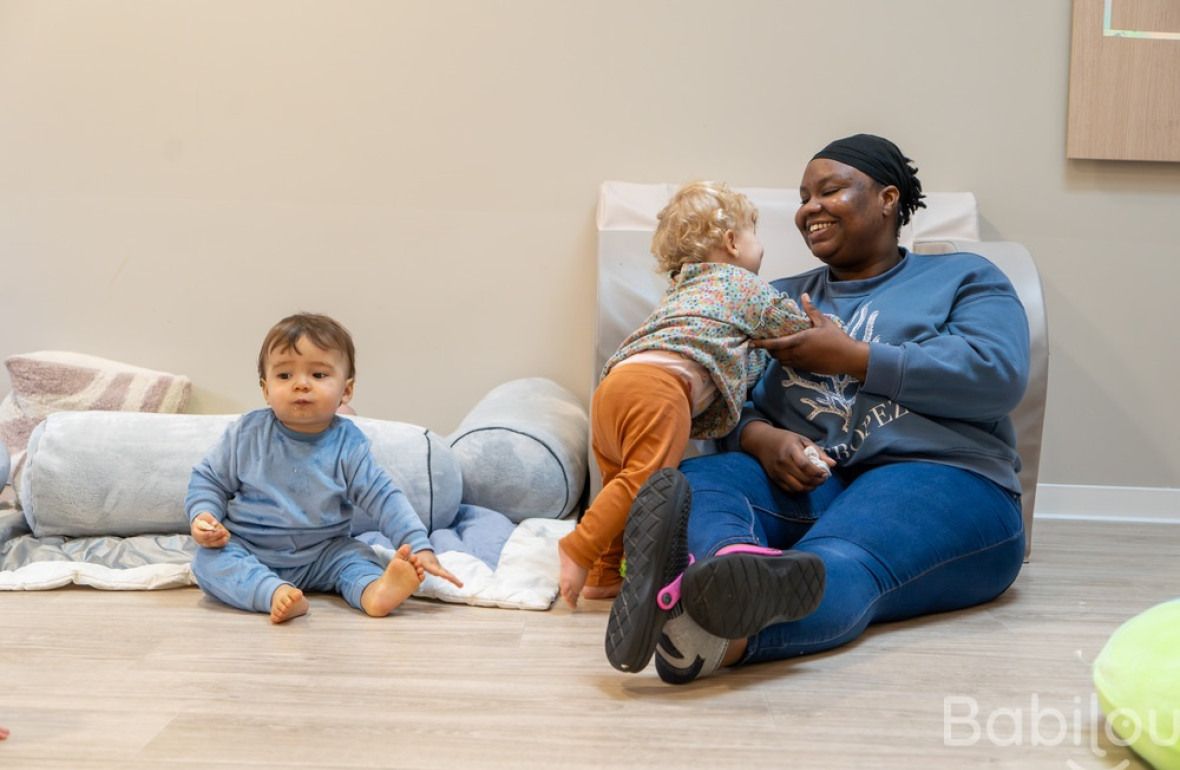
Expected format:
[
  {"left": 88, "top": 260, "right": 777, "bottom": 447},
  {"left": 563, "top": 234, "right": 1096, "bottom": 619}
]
[
  {"left": 731, "top": 250, "right": 1030, "bottom": 493},
  {"left": 185, "top": 409, "right": 431, "bottom": 568}
]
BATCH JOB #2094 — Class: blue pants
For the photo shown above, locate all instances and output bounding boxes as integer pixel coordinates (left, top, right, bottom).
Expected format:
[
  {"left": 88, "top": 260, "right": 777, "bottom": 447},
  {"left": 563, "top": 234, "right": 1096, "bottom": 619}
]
[
  {"left": 679, "top": 452, "right": 1025, "bottom": 664},
  {"left": 192, "top": 537, "right": 385, "bottom": 613}
]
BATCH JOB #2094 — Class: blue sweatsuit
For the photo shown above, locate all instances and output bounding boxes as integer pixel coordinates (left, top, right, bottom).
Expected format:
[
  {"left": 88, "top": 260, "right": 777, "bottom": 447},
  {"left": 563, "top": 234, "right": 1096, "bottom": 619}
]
[{"left": 185, "top": 409, "right": 431, "bottom": 612}]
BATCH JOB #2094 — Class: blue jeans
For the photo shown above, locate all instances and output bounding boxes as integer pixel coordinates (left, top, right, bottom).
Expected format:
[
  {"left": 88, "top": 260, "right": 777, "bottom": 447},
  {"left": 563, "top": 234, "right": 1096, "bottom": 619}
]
[{"left": 679, "top": 452, "right": 1025, "bottom": 664}]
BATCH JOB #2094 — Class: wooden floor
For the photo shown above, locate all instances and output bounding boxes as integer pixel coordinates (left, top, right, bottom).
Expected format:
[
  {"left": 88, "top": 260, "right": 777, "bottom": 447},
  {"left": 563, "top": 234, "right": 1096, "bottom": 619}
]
[{"left": 1, "top": 518, "right": 1176, "bottom": 769}]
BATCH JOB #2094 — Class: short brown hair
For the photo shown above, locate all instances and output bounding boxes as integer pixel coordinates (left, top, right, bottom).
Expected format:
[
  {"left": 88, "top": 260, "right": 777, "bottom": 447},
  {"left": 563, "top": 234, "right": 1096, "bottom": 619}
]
[
  {"left": 651, "top": 181, "right": 758, "bottom": 277},
  {"left": 258, "top": 313, "right": 356, "bottom": 380}
]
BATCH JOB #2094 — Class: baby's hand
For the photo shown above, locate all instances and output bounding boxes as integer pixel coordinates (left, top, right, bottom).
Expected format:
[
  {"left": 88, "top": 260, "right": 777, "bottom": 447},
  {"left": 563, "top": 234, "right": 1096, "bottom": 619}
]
[
  {"left": 413, "top": 549, "right": 463, "bottom": 588},
  {"left": 191, "top": 513, "right": 230, "bottom": 548},
  {"left": 557, "top": 543, "right": 589, "bottom": 609}
]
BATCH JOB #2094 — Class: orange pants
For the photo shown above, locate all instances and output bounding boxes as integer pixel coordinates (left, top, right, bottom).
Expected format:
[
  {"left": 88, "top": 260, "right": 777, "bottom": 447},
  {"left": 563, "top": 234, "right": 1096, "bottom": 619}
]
[{"left": 559, "top": 364, "right": 692, "bottom": 587}]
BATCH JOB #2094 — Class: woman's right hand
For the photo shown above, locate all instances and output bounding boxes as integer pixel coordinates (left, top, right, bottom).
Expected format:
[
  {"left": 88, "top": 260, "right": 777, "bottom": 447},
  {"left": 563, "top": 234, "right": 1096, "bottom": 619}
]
[
  {"left": 191, "top": 513, "right": 230, "bottom": 549},
  {"left": 740, "top": 421, "right": 834, "bottom": 493}
]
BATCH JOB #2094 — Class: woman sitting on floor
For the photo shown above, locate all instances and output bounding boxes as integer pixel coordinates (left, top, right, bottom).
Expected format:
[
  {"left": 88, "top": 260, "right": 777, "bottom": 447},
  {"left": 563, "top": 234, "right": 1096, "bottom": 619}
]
[{"left": 605, "top": 133, "right": 1030, "bottom": 684}]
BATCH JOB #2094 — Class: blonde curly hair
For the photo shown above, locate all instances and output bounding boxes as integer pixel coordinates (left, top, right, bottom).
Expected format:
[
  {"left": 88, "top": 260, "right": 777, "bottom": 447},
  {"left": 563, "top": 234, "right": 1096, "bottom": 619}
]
[{"left": 651, "top": 181, "right": 758, "bottom": 278}]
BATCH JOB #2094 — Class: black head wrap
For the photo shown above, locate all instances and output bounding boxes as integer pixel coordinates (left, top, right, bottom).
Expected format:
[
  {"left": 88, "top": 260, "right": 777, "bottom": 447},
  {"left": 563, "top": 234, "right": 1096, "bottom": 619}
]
[{"left": 812, "top": 134, "right": 926, "bottom": 228}]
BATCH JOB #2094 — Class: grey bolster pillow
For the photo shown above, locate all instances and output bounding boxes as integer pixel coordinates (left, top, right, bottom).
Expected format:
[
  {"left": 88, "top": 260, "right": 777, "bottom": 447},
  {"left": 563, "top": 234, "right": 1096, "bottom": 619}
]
[
  {"left": 447, "top": 378, "right": 587, "bottom": 522},
  {"left": 18, "top": 411, "right": 461, "bottom": 538}
]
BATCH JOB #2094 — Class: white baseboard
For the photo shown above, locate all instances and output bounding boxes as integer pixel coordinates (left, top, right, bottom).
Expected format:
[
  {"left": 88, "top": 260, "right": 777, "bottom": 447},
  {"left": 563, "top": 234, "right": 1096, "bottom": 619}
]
[{"left": 1034, "top": 483, "right": 1180, "bottom": 524}]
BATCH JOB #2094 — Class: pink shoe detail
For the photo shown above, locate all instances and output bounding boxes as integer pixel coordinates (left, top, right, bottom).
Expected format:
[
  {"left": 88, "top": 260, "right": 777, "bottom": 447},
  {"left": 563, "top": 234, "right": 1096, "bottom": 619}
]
[
  {"left": 657, "top": 554, "right": 695, "bottom": 610},
  {"left": 715, "top": 544, "right": 784, "bottom": 557}
]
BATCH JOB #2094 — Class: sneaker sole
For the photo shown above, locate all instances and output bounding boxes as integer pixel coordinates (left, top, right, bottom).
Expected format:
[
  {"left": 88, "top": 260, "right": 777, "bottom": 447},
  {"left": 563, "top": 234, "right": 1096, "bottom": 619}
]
[
  {"left": 604, "top": 468, "right": 691, "bottom": 673},
  {"left": 681, "top": 551, "right": 825, "bottom": 639},
  {"left": 654, "top": 632, "right": 707, "bottom": 685}
]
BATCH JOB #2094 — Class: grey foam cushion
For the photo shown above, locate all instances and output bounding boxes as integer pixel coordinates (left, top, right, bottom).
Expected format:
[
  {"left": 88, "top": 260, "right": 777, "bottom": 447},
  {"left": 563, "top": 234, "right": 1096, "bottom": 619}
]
[
  {"left": 18, "top": 411, "right": 461, "bottom": 538},
  {"left": 447, "top": 378, "right": 588, "bottom": 522}
]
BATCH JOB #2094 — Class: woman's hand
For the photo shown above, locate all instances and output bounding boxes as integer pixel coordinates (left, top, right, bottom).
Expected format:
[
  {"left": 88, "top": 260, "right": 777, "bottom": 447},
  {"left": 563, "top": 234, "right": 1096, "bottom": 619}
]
[
  {"left": 740, "top": 421, "right": 835, "bottom": 493},
  {"left": 753, "top": 294, "right": 869, "bottom": 380},
  {"left": 190, "top": 513, "right": 230, "bottom": 548}
]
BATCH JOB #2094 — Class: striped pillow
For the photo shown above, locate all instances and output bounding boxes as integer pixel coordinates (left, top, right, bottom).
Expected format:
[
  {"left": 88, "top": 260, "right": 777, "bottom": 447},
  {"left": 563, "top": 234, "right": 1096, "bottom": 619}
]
[{"left": 0, "top": 351, "right": 191, "bottom": 488}]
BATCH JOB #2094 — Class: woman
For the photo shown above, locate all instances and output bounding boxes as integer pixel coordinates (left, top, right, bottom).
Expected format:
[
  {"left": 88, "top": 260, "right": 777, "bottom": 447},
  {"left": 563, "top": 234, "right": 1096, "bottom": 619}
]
[{"left": 605, "top": 134, "right": 1029, "bottom": 684}]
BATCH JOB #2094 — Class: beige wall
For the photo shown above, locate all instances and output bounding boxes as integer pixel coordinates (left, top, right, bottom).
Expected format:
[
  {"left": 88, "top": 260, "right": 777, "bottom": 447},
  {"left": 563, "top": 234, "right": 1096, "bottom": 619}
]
[{"left": 1, "top": 0, "right": 1177, "bottom": 489}]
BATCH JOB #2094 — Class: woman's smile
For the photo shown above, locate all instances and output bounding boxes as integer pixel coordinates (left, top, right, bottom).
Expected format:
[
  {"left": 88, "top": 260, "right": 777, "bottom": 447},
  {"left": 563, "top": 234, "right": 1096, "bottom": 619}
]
[{"left": 805, "top": 219, "right": 837, "bottom": 244}]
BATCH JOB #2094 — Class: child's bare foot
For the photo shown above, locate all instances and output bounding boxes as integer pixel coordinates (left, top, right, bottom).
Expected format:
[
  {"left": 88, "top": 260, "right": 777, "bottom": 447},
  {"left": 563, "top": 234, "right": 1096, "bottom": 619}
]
[
  {"left": 361, "top": 545, "right": 422, "bottom": 617},
  {"left": 581, "top": 581, "right": 622, "bottom": 600},
  {"left": 270, "top": 584, "right": 309, "bottom": 624},
  {"left": 582, "top": 554, "right": 623, "bottom": 600},
  {"left": 558, "top": 544, "right": 589, "bottom": 609}
]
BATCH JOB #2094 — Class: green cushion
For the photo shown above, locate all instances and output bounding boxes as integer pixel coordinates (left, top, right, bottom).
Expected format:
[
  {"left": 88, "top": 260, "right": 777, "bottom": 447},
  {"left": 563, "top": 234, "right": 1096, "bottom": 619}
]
[{"left": 1093, "top": 599, "right": 1180, "bottom": 770}]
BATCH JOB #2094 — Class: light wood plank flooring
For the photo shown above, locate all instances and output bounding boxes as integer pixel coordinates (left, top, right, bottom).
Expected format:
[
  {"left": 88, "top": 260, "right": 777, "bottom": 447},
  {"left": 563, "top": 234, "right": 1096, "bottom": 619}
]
[{"left": 1, "top": 518, "right": 1176, "bottom": 769}]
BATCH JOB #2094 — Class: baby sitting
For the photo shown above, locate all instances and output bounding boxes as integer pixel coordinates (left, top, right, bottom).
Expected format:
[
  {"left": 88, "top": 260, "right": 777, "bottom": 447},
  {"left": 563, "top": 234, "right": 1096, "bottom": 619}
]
[{"left": 186, "top": 312, "right": 461, "bottom": 623}]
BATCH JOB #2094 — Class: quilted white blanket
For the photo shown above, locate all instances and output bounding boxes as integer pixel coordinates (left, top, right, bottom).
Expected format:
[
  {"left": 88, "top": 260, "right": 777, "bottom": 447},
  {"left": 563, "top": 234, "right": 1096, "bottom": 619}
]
[{"left": 0, "top": 505, "right": 573, "bottom": 610}]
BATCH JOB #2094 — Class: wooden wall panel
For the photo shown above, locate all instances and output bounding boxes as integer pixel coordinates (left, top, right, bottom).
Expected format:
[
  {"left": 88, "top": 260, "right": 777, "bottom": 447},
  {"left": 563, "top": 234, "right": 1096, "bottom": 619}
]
[{"left": 1067, "top": 0, "right": 1180, "bottom": 161}]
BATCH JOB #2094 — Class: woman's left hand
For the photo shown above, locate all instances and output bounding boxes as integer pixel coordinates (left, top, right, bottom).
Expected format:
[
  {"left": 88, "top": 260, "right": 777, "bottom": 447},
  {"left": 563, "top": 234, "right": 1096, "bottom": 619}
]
[{"left": 754, "top": 294, "right": 870, "bottom": 380}]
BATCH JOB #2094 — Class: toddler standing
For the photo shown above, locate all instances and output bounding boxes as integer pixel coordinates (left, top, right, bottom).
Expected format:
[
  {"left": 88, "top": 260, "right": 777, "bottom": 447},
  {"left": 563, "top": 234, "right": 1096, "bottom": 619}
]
[{"left": 558, "top": 182, "right": 831, "bottom": 607}]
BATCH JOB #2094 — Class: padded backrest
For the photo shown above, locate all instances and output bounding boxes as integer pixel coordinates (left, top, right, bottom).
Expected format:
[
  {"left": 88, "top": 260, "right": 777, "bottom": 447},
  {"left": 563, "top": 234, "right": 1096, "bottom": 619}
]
[{"left": 913, "top": 240, "right": 1048, "bottom": 557}]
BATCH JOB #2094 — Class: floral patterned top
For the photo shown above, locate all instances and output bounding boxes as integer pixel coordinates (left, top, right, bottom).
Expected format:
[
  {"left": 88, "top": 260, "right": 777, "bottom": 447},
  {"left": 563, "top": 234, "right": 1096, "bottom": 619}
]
[{"left": 604, "top": 262, "right": 814, "bottom": 439}]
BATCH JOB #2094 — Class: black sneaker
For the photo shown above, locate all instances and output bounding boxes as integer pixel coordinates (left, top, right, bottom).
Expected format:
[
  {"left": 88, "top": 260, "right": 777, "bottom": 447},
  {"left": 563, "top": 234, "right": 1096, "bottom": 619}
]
[
  {"left": 654, "top": 611, "right": 730, "bottom": 685},
  {"left": 680, "top": 546, "right": 825, "bottom": 640},
  {"left": 604, "top": 468, "right": 691, "bottom": 673}
]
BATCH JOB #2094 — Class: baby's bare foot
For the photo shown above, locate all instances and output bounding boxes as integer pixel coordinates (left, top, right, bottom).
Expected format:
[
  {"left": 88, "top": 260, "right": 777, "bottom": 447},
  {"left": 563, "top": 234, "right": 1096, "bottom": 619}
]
[
  {"left": 270, "top": 584, "right": 309, "bottom": 624},
  {"left": 361, "top": 556, "right": 422, "bottom": 617}
]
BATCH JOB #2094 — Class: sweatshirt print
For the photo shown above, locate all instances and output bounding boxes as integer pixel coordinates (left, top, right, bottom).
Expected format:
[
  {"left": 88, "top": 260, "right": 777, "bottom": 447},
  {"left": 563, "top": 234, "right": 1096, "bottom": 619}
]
[{"left": 731, "top": 250, "right": 1030, "bottom": 493}]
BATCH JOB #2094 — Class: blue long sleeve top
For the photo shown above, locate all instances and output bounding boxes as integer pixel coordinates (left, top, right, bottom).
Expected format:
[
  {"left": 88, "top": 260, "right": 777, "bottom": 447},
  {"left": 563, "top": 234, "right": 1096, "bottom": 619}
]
[
  {"left": 728, "top": 249, "right": 1030, "bottom": 494},
  {"left": 185, "top": 409, "right": 431, "bottom": 568}
]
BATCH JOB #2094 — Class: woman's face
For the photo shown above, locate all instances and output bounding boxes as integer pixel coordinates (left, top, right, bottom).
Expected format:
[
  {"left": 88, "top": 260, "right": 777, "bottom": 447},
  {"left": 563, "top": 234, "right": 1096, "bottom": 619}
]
[{"left": 794, "top": 158, "right": 898, "bottom": 277}]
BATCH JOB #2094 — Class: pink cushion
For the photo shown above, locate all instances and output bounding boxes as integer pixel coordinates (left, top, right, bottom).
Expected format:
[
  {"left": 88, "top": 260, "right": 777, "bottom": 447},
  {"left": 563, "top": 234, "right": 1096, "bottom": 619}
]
[{"left": 0, "top": 351, "right": 191, "bottom": 488}]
